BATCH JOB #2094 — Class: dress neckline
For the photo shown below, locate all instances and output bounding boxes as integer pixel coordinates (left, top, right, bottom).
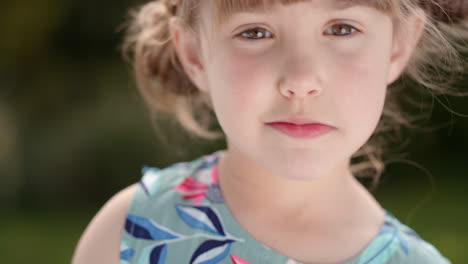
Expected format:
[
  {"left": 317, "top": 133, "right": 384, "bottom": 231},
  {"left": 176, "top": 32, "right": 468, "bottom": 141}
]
[{"left": 199, "top": 150, "right": 396, "bottom": 264}]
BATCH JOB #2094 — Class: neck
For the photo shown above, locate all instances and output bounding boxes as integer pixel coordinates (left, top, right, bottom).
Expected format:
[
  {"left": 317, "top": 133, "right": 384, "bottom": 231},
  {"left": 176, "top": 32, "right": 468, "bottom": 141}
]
[{"left": 216, "top": 147, "right": 372, "bottom": 225}]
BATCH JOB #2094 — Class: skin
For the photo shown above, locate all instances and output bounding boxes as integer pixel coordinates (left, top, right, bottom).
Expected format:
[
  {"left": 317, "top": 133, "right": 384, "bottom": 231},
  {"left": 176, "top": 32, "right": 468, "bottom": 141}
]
[
  {"left": 71, "top": 1, "right": 427, "bottom": 264},
  {"left": 169, "top": 4, "right": 426, "bottom": 260},
  {"left": 169, "top": 0, "right": 424, "bottom": 224}
]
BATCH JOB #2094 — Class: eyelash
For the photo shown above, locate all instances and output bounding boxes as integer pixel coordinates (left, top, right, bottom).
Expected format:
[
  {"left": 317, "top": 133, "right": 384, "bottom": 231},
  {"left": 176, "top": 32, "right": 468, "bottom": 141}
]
[{"left": 236, "top": 23, "right": 359, "bottom": 41}]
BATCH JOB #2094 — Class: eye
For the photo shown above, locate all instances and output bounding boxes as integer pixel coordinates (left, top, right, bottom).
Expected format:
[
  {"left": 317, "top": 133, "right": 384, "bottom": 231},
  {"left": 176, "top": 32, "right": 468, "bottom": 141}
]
[
  {"left": 235, "top": 23, "right": 359, "bottom": 41},
  {"left": 324, "top": 23, "right": 359, "bottom": 38},
  {"left": 236, "top": 27, "right": 273, "bottom": 41}
]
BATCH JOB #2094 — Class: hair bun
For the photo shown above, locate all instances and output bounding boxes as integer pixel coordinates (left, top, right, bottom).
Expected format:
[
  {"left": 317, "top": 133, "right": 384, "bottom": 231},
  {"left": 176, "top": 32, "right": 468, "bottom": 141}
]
[{"left": 421, "top": 0, "right": 467, "bottom": 24}]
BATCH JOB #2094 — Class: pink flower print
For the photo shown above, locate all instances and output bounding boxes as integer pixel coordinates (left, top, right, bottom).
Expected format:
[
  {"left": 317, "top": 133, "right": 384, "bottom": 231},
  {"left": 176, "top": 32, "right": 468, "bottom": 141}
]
[
  {"left": 173, "top": 163, "right": 222, "bottom": 205},
  {"left": 173, "top": 177, "right": 209, "bottom": 205},
  {"left": 230, "top": 254, "right": 252, "bottom": 264}
]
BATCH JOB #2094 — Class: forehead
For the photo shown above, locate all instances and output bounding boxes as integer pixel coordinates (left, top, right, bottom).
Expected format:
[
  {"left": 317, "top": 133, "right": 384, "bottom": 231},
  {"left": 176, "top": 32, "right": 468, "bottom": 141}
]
[{"left": 211, "top": 0, "right": 394, "bottom": 24}]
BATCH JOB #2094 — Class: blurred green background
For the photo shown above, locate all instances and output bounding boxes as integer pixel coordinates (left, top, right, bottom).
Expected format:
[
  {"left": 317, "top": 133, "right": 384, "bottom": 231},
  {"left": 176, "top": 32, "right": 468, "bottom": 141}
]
[{"left": 0, "top": 0, "right": 467, "bottom": 263}]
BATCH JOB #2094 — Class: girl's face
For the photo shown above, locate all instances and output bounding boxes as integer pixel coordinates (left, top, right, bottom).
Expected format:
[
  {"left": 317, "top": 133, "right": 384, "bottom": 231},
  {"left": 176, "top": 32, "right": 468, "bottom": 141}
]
[{"left": 173, "top": 0, "right": 420, "bottom": 180}]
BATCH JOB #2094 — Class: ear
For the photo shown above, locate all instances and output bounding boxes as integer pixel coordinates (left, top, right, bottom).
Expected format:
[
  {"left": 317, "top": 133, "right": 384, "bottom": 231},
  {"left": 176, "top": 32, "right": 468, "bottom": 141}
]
[
  {"left": 168, "top": 17, "right": 209, "bottom": 92},
  {"left": 387, "top": 9, "right": 427, "bottom": 84}
]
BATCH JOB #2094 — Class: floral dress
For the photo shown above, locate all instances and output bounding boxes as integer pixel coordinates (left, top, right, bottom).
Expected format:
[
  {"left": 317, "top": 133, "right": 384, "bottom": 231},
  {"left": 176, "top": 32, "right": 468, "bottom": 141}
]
[{"left": 119, "top": 149, "right": 451, "bottom": 264}]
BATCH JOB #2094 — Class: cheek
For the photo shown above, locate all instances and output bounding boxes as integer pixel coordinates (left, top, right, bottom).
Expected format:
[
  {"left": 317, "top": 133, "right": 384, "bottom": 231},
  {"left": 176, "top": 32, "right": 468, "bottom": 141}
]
[
  {"left": 326, "top": 43, "right": 390, "bottom": 128},
  {"left": 210, "top": 47, "right": 273, "bottom": 114}
]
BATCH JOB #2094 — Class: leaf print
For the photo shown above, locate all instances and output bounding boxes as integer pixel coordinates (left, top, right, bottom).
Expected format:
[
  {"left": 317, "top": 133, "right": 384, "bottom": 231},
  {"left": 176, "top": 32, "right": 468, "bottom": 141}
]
[
  {"left": 230, "top": 254, "right": 252, "bottom": 264},
  {"left": 400, "top": 224, "right": 423, "bottom": 241},
  {"left": 120, "top": 247, "right": 135, "bottom": 261},
  {"left": 176, "top": 204, "right": 226, "bottom": 236},
  {"left": 139, "top": 180, "right": 151, "bottom": 197},
  {"left": 120, "top": 240, "right": 134, "bottom": 261},
  {"left": 125, "top": 214, "right": 182, "bottom": 241},
  {"left": 137, "top": 244, "right": 168, "bottom": 264},
  {"left": 379, "top": 220, "right": 409, "bottom": 255},
  {"left": 150, "top": 244, "right": 168, "bottom": 264},
  {"left": 358, "top": 233, "right": 399, "bottom": 264},
  {"left": 190, "top": 239, "right": 235, "bottom": 264}
]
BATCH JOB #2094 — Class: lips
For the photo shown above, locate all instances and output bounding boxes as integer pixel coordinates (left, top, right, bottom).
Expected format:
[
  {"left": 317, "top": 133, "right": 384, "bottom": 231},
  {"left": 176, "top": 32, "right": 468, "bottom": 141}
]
[
  {"left": 272, "top": 117, "right": 320, "bottom": 125},
  {"left": 266, "top": 122, "right": 335, "bottom": 139}
]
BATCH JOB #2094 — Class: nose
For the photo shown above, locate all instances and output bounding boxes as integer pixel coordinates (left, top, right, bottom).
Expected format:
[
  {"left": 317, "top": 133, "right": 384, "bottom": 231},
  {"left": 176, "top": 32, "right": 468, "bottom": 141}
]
[{"left": 279, "top": 66, "right": 322, "bottom": 99}]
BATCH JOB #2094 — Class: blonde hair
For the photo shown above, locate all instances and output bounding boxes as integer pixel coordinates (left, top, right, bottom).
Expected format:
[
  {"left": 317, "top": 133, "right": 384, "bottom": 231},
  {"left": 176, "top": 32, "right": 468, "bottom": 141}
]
[{"left": 121, "top": 0, "right": 468, "bottom": 191}]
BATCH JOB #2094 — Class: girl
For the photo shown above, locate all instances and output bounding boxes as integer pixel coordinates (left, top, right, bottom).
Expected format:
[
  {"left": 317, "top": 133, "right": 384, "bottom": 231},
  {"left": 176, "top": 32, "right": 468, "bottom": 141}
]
[{"left": 72, "top": 0, "right": 467, "bottom": 263}]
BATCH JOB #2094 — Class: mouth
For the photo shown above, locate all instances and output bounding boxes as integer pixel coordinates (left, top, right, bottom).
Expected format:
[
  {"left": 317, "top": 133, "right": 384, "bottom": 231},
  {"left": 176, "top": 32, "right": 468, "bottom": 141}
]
[{"left": 265, "top": 122, "right": 335, "bottom": 139}]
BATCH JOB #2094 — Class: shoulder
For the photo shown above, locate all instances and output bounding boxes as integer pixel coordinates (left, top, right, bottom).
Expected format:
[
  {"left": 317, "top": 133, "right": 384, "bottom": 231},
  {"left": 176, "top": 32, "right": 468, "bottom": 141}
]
[
  {"left": 400, "top": 231, "right": 451, "bottom": 263},
  {"left": 72, "top": 183, "right": 138, "bottom": 264},
  {"left": 386, "top": 214, "right": 452, "bottom": 264},
  {"left": 71, "top": 152, "right": 217, "bottom": 264}
]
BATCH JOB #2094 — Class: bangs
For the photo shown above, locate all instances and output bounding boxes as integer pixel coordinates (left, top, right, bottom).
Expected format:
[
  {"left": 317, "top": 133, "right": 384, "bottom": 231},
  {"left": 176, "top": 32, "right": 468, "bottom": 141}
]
[{"left": 212, "top": 0, "right": 396, "bottom": 25}]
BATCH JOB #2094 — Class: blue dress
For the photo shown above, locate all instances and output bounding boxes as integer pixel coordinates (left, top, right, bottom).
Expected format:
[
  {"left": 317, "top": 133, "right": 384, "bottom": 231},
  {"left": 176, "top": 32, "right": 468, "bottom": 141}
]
[{"left": 119, "top": 149, "right": 451, "bottom": 264}]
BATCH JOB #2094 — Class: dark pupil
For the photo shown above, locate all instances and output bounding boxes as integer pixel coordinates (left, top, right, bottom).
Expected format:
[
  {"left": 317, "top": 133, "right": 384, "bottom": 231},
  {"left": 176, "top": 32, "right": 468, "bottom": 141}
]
[
  {"left": 333, "top": 25, "right": 349, "bottom": 35},
  {"left": 247, "top": 29, "right": 263, "bottom": 38}
]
